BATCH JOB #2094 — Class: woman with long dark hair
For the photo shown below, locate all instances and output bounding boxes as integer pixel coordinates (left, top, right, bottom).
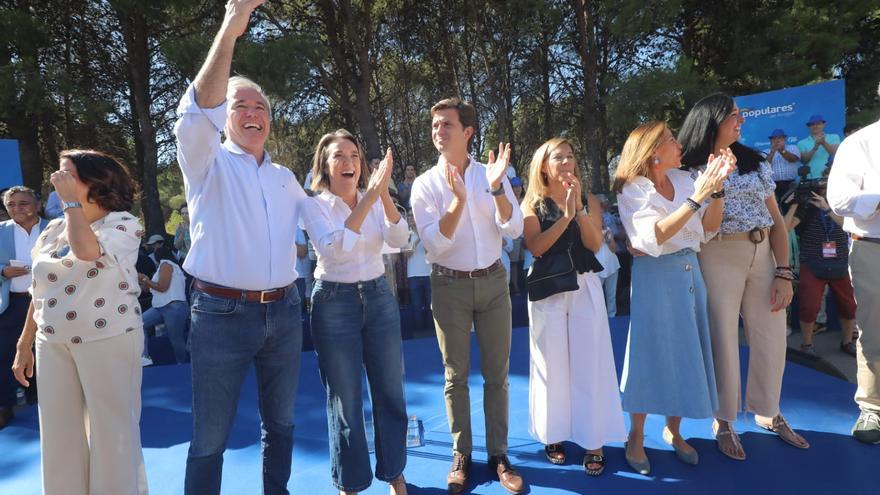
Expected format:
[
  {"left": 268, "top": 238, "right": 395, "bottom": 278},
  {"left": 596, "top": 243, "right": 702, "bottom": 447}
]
[{"left": 678, "top": 94, "right": 809, "bottom": 460}]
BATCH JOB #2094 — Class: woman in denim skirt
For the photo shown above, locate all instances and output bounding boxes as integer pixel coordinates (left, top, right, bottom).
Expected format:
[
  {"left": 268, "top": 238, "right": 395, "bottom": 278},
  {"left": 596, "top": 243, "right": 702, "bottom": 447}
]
[
  {"left": 302, "top": 129, "right": 410, "bottom": 495},
  {"left": 614, "top": 122, "right": 734, "bottom": 474}
]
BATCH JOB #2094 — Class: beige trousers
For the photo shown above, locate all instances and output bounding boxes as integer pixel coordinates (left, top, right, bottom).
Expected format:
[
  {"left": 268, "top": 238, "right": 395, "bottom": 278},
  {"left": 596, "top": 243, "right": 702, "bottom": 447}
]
[
  {"left": 35, "top": 328, "right": 148, "bottom": 495},
  {"left": 698, "top": 236, "right": 787, "bottom": 422},
  {"left": 430, "top": 266, "right": 512, "bottom": 456},
  {"left": 850, "top": 239, "right": 880, "bottom": 413}
]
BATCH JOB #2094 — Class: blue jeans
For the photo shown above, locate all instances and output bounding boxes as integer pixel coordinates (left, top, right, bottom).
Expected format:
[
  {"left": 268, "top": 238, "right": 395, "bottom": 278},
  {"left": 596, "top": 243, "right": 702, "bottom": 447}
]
[
  {"left": 184, "top": 285, "right": 303, "bottom": 495},
  {"left": 310, "top": 277, "right": 407, "bottom": 492},
  {"left": 142, "top": 300, "right": 190, "bottom": 363},
  {"left": 407, "top": 276, "right": 432, "bottom": 333}
]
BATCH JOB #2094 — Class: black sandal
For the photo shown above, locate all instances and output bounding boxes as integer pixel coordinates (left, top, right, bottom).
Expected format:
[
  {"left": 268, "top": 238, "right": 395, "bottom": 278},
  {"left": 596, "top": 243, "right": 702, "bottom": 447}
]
[
  {"left": 583, "top": 453, "right": 606, "bottom": 476},
  {"left": 544, "top": 443, "right": 565, "bottom": 464}
]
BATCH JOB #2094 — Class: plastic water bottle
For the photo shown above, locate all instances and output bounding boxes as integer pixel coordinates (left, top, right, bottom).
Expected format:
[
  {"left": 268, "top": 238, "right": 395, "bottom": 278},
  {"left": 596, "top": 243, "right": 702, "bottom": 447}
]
[
  {"left": 406, "top": 415, "right": 424, "bottom": 447},
  {"left": 15, "top": 387, "right": 26, "bottom": 406}
]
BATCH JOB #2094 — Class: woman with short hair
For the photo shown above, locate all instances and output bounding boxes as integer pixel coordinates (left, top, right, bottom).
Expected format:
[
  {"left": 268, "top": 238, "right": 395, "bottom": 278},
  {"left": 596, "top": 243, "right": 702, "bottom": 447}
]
[{"left": 13, "top": 149, "right": 148, "bottom": 494}]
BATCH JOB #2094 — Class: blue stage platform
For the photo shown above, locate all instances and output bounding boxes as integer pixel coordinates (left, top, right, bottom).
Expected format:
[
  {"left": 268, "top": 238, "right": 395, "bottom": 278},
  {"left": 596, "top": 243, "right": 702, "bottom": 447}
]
[{"left": 1, "top": 317, "right": 875, "bottom": 494}]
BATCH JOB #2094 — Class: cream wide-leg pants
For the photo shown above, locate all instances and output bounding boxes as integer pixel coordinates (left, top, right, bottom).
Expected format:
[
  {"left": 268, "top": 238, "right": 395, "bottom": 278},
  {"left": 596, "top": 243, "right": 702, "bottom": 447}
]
[{"left": 35, "top": 328, "right": 148, "bottom": 495}]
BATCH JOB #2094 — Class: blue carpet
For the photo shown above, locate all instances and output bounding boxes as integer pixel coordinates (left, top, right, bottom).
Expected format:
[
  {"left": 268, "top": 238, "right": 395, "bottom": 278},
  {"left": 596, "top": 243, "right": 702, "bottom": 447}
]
[{"left": 1, "top": 317, "right": 876, "bottom": 494}]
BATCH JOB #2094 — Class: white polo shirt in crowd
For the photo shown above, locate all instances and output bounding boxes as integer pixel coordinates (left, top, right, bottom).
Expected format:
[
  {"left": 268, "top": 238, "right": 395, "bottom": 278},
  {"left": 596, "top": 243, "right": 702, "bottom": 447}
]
[
  {"left": 302, "top": 190, "right": 408, "bottom": 283},
  {"left": 410, "top": 156, "right": 523, "bottom": 272},
  {"left": 11, "top": 220, "right": 42, "bottom": 292},
  {"left": 174, "top": 84, "right": 307, "bottom": 291},
  {"left": 828, "top": 120, "right": 880, "bottom": 237}
]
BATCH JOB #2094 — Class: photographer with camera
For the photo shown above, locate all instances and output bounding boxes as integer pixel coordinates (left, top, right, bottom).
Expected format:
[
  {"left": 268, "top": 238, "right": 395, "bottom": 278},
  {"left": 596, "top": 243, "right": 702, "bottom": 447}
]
[{"left": 783, "top": 186, "right": 857, "bottom": 357}]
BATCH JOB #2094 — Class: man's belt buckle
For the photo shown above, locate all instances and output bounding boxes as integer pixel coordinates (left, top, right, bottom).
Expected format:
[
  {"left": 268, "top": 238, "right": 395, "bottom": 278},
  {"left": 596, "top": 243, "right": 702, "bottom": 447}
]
[
  {"left": 749, "top": 228, "right": 765, "bottom": 244},
  {"left": 259, "top": 290, "right": 275, "bottom": 304},
  {"left": 468, "top": 268, "right": 482, "bottom": 279}
]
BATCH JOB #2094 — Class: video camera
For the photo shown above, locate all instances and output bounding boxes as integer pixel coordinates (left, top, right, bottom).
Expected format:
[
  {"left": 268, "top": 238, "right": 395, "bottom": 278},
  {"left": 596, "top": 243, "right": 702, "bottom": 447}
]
[{"left": 781, "top": 165, "right": 827, "bottom": 205}]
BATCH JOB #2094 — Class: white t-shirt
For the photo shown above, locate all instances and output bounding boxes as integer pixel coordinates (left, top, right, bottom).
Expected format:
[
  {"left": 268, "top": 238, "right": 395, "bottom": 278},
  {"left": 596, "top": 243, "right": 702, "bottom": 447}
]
[
  {"left": 406, "top": 231, "right": 431, "bottom": 278},
  {"left": 150, "top": 259, "right": 187, "bottom": 308}
]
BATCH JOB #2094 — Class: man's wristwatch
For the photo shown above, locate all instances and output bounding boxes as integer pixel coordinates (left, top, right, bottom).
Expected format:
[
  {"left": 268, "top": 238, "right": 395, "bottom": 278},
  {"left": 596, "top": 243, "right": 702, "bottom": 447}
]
[
  {"left": 62, "top": 201, "right": 82, "bottom": 212},
  {"left": 487, "top": 184, "right": 505, "bottom": 196}
]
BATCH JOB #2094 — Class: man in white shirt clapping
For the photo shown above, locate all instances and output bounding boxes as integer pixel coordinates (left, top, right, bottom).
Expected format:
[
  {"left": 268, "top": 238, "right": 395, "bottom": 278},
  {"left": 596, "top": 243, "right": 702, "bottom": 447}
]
[
  {"left": 410, "top": 98, "right": 525, "bottom": 494},
  {"left": 173, "top": 1, "right": 307, "bottom": 493}
]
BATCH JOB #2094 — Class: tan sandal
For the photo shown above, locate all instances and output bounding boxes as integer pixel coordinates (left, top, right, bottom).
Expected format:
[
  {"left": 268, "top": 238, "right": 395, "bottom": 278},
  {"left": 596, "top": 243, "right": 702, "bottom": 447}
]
[
  {"left": 756, "top": 415, "right": 810, "bottom": 449},
  {"left": 389, "top": 474, "right": 407, "bottom": 495},
  {"left": 712, "top": 422, "right": 746, "bottom": 460}
]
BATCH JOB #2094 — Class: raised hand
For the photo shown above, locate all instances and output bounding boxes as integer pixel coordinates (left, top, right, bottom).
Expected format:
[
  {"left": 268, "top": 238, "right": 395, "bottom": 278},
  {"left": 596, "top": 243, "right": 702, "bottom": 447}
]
[
  {"left": 50, "top": 170, "right": 80, "bottom": 203},
  {"left": 221, "top": 0, "right": 266, "bottom": 40},
  {"left": 366, "top": 148, "right": 394, "bottom": 201},
  {"left": 563, "top": 184, "right": 577, "bottom": 220},
  {"left": 486, "top": 142, "right": 511, "bottom": 190},
  {"left": 445, "top": 164, "right": 467, "bottom": 201},
  {"left": 561, "top": 172, "right": 583, "bottom": 210}
]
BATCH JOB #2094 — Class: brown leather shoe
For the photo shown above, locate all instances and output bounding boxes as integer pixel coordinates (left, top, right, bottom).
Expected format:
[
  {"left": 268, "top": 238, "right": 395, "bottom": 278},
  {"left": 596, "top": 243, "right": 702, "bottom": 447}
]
[
  {"left": 489, "top": 455, "right": 525, "bottom": 494},
  {"left": 446, "top": 452, "right": 471, "bottom": 494},
  {"left": 0, "top": 406, "right": 14, "bottom": 430}
]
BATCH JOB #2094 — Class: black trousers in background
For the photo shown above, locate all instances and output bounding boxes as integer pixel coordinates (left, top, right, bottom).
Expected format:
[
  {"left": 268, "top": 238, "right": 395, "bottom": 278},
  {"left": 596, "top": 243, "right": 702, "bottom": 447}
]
[{"left": 0, "top": 293, "right": 31, "bottom": 407}]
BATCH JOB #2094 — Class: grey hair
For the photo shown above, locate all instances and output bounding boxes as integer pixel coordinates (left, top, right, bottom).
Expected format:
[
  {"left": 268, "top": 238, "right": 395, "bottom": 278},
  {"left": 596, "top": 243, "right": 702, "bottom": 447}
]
[
  {"left": 2, "top": 186, "right": 38, "bottom": 206},
  {"left": 227, "top": 75, "right": 272, "bottom": 114}
]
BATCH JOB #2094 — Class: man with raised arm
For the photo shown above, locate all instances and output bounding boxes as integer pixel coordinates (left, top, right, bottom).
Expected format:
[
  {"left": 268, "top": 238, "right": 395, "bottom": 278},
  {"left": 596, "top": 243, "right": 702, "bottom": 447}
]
[
  {"left": 174, "top": 1, "right": 307, "bottom": 494},
  {"left": 410, "top": 98, "right": 525, "bottom": 494}
]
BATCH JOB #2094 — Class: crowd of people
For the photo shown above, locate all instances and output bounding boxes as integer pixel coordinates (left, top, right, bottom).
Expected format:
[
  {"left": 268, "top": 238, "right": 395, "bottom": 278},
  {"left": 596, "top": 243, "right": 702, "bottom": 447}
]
[{"left": 1, "top": 1, "right": 879, "bottom": 494}]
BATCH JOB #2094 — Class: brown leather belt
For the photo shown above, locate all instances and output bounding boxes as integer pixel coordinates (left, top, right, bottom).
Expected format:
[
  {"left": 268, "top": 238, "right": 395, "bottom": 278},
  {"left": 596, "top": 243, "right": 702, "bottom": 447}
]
[
  {"left": 193, "top": 279, "right": 292, "bottom": 304},
  {"left": 432, "top": 259, "right": 503, "bottom": 279},
  {"left": 852, "top": 234, "right": 880, "bottom": 245}
]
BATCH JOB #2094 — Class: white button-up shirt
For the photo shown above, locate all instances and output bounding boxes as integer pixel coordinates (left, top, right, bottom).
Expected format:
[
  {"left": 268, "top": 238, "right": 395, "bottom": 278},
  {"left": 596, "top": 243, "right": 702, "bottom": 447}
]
[
  {"left": 174, "top": 84, "right": 306, "bottom": 290},
  {"left": 617, "top": 169, "right": 710, "bottom": 257},
  {"left": 828, "top": 120, "right": 880, "bottom": 237},
  {"left": 12, "top": 221, "right": 41, "bottom": 292},
  {"left": 302, "top": 190, "right": 408, "bottom": 283},
  {"left": 410, "top": 156, "right": 524, "bottom": 271}
]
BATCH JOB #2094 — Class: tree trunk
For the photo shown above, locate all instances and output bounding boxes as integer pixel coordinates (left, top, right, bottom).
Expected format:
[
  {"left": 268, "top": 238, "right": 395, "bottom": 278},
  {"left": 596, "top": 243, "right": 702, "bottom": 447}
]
[
  {"left": 115, "top": 5, "right": 165, "bottom": 235},
  {"left": 570, "top": 0, "right": 610, "bottom": 193}
]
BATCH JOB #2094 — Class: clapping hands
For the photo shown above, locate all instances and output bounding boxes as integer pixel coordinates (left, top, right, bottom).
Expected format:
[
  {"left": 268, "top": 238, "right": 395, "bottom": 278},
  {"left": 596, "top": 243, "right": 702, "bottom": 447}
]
[{"left": 694, "top": 148, "right": 737, "bottom": 202}]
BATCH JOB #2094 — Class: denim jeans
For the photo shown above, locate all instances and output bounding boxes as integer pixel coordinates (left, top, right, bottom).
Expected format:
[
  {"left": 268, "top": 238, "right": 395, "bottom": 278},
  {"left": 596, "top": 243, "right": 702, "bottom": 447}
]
[
  {"left": 600, "top": 270, "right": 618, "bottom": 318},
  {"left": 142, "top": 300, "right": 190, "bottom": 363},
  {"left": 310, "top": 277, "right": 407, "bottom": 492},
  {"left": 407, "top": 276, "right": 432, "bottom": 332},
  {"left": 184, "top": 285, "right": 303, "bottom": 495}
]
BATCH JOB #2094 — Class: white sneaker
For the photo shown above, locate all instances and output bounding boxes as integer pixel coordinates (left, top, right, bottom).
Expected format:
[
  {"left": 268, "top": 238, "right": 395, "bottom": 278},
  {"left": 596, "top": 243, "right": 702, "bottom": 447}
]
[{"left": 141, "top": 356, "right": 153, "bottom": 367}]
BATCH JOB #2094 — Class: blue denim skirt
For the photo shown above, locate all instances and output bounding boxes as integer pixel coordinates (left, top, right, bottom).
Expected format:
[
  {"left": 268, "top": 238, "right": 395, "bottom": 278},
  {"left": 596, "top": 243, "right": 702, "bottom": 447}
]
[{"left": 620, "top": 249, "right": 719, "bottom": 418}]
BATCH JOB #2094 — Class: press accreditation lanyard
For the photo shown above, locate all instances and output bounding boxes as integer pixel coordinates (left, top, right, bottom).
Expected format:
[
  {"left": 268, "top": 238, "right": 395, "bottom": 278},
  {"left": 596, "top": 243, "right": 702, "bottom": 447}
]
[{"left": 819, "top": 210, "right": 837, "bottom": 258}]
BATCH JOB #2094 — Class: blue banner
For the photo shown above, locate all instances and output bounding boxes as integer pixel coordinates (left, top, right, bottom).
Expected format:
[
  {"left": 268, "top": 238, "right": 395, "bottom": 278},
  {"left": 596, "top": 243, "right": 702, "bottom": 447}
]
[
  {"left": 734, "top": 79, "right": 845, "bottom": 152},
  {"left": 0, "top": 139, "right": 23, "bottom": 189}
]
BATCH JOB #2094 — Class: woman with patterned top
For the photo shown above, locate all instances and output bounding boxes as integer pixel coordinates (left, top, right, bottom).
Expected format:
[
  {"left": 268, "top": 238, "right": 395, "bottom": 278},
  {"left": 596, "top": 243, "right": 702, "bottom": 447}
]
[
  {"left": 614, "top": 122, "right": 734, "bottom": 474},
  {"left": 12, "top": 150, "right": 148, "bottom": 495},
  {"left": 522, "top": 137, "right": 626, "bottom": 476},
  {"left": 302, "top": 130, "right": 409, "bottom": 495},
  {"left": 679, "top": 94, "right": 810, "bottom": 461}
]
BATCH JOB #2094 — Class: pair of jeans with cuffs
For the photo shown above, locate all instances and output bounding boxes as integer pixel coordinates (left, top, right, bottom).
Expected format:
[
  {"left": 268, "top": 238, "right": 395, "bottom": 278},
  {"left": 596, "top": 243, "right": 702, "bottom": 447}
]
[
  {"left": 184, "top": 285, "right": 303, "bottom": 495},
  {"left": 310, "top": 276, "right": 407, "bottom": 492}
]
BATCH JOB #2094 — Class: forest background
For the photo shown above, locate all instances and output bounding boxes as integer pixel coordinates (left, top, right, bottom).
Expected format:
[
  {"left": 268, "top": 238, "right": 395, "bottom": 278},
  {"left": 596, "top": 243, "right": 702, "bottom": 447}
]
[{"left": 1, "top": 0, "right": 878, "bottom": 235}]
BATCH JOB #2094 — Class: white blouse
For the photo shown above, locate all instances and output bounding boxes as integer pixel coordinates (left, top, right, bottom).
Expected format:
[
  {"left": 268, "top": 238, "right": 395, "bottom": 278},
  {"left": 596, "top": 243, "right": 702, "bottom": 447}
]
[
  {"left": 617, "top": 169, "right": 711, "bottom": 257},
  {"left": 150, "top": 259, "right": 187, "bottom": 308},
  {"left": 30, "top": 212, "right": 143, "bottom": 344},
  {"left": 302, "top": 191, "right": 409, "bottom": 283}
]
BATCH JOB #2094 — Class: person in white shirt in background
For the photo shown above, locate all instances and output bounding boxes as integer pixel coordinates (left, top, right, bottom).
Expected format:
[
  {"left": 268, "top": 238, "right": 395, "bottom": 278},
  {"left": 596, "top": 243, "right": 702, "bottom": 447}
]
[
  {"left": 410, "top": 97, "right": 524, "bottom": 495},
  {"left": 0, "top": 186, "right": 48, "bottom": 429},
  {"left": 138, "top": 246, "right": 189, "bottom": 364},
  {"left": 827, "top": 82, "right": 880, "bottom": 445},
  {"left": 764, "top": 129, "right": 801, "bottom": 204},
  {"left": 594, "top": 194, "right": 621, "bottom": 318},
  {"left": 173, "top": 1, "right": 307, "bottom": 493},
  {"left": 302, "top": 130, "right": 409, "bottom": 494},
  {"left": 404, "top": 211, "right": 432, "bottom": 334}
]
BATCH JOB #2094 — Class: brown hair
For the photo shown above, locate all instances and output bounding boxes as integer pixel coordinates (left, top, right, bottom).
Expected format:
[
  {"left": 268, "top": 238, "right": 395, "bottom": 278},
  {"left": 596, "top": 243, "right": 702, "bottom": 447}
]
[
  {"left": 59, "top": 149, "right": 137, "bottom": 211},
  {"left": 522, "top": 138, "right": 582, "bottom": 214},
  {"left": 431, "top": 97, "right": 477, "bottom": 143},
  {"left": 309, "top": 129, "right": 370, "bottom": 192},
  {"left": 611, "top": 122, "right": 668, "bottom": 193}
]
